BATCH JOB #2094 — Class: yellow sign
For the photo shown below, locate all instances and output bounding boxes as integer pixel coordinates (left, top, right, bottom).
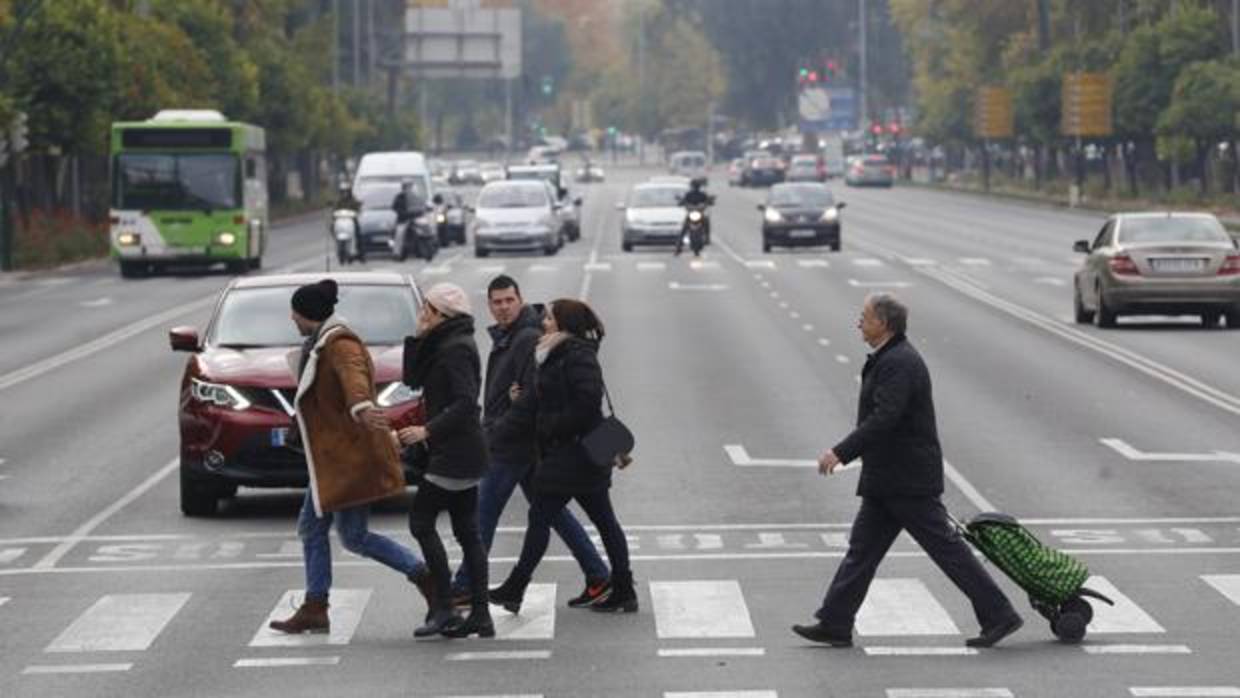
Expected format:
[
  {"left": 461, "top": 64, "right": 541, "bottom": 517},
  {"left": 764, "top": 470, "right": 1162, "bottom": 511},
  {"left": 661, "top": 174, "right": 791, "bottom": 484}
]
[
  {"left": 974, "top": 87, "right": 1014, "bottom": 139},
  {"left": 1062, "top": 72, "right": 1113, "bottom": 137}
]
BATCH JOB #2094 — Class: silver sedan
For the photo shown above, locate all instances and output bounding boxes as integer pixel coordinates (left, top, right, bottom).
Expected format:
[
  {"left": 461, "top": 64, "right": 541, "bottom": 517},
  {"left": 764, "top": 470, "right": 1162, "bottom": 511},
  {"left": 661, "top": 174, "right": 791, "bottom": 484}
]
[{"left": 1072, "top": 212, "right": 1240, "bottom": 328}]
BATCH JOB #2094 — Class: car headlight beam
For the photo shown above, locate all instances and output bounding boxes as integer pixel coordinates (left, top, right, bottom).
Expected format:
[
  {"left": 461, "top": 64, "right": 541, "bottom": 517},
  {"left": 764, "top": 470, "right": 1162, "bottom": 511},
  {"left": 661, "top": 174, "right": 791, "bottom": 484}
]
[
  {"left": 117, "top": 232, "right": 141, "bottom": 246},
  {"left": 190, "top": 377, "right": 252, "bottom": 411},
  {"left": 764, "top": 208, "right": 783, "bottom": 223},
  {"left": 377, "top": 381, "right": 420, "bottom": 407},
  {"left": 821, "top": 207, "right": 839, "bottom": 223}
]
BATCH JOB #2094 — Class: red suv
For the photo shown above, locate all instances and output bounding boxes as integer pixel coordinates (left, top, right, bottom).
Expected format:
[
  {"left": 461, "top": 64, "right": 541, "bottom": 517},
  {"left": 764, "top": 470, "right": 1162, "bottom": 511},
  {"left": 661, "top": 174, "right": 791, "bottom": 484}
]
[{"left": 170, "top": 272, "right": 425, "bottom": 516}]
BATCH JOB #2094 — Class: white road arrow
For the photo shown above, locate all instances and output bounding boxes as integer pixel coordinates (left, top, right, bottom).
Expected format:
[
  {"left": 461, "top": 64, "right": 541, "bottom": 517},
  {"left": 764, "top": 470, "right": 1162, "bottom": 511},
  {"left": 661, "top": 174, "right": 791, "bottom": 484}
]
[
  {"left": 1100, "top": 438, "right": 1240, "bottom": 464},
  {"left": 723, "top": 444, "right": 859, "bottom": 471}
]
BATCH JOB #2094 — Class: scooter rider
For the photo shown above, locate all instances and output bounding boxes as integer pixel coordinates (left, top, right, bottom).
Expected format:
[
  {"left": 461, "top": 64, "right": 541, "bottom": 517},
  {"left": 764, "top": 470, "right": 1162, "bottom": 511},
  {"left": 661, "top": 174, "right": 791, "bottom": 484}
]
[
  {"left": 335, "top": 180, "right": 361, "bottom": 212},
  {"left": 392, "top": 179, "right": 428, "bottom": 258},
  {"left": 674, "top": 177, "right": 713, "bottom": 257},
  {"left": 332, "top": 181, "right": 364, "bottom": 263}
]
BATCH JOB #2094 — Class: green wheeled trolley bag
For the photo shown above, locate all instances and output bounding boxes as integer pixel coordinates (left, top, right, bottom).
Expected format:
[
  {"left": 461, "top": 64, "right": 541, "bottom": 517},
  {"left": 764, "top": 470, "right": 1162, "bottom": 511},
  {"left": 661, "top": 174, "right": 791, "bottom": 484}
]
[{"left": 953, "top": 512, "right": 1114, "bottom": 643}]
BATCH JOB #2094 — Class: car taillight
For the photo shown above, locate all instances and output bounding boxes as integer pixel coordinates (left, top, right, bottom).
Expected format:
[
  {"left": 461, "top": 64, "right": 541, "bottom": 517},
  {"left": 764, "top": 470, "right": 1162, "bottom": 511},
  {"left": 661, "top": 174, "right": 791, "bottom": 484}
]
[
  {"left": 1109, "top": 255, "right": 1140, "bottom": 276},
  {"left": 1219, "top": 254, "right": 1240, "bottom": 276}
]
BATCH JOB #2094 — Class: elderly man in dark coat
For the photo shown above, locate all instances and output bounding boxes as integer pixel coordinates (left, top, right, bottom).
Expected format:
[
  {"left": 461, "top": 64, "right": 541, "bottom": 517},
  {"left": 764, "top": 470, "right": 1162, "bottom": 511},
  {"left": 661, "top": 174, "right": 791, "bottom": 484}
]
[{"left": 793, "top": 293, "right": 1023, "bottom": 649}]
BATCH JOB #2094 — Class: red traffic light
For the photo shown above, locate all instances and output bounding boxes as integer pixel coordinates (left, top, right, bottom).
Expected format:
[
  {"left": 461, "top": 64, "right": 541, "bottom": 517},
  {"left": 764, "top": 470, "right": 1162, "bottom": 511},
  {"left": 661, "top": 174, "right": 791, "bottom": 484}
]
[
  {"left": 826, "top": 60, "right": 838, "bottom": 72},
  {"left": 888, "top": 123, "right": 902, "bottom": 135},
  {"left": 870, "top": 123, "right": 884, "bottom": 135}
]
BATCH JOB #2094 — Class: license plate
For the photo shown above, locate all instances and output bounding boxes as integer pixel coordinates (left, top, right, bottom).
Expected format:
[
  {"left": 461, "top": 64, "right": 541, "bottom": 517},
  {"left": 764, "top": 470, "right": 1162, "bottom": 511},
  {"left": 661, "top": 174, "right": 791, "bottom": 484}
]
[
  {"left": 1151, "top": 258, "right": 1205, "bottom": 273},
  {"left": 271, "top": 427, "right": 289, "bottom": 447},
  {"left": 790, "top": 229, "right": 817, "bottom": 238}
]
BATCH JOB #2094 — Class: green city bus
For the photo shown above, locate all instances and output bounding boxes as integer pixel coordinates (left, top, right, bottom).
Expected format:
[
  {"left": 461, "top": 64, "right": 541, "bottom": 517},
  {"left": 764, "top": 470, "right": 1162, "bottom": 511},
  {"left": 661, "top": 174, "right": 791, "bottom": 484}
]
[{"left": 110, "top": 110, "right": 268, "bottom": 277}]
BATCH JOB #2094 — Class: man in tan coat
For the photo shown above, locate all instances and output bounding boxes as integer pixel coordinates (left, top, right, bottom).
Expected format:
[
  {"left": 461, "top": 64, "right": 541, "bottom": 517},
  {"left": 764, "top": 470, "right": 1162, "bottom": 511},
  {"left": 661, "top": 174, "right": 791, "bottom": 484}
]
[{"left": 270, "top": 279, "right": 432, "bottom": 634}]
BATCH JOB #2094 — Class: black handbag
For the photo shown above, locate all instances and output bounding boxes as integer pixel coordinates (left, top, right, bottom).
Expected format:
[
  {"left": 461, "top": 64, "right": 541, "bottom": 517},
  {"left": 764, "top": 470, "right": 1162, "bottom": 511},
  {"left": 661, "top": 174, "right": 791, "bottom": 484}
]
[{"left": 580, "top": 379, "right": 635, "bottom": 471}]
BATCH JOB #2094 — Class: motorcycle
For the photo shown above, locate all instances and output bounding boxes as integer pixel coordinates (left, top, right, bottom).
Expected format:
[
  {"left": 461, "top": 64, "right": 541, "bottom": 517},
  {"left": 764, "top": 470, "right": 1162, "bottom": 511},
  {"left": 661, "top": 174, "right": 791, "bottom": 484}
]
[
  {"left": 330, "top": 209, "right": 363, "bottom": 265},
  {"left": 393, "top": 211, "right": 439, "bottom": 262},
  {"left": 681, "top": 202, "right": 711, "bottom": 257}
]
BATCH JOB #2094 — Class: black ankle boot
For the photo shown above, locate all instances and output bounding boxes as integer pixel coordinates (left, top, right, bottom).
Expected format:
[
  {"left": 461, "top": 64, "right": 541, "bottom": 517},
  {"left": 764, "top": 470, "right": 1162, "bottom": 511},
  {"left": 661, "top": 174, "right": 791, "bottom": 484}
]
[
  {"left": 414, "top": 607, "right": 460, "bottom": 638},
  {"left": 442, "top": 605, "right": 495, "bottom": 639},
  {"left": 591, "top": 572, "right": 638, "bottom": 613},
  {"left": 488, "top": 578, "right": 527, "bottom": 614}
]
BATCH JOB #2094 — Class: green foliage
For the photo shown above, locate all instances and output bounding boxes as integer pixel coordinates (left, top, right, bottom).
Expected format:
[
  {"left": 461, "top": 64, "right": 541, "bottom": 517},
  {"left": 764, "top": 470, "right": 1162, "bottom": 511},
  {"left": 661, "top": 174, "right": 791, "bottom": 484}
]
[{"left": 1158, "top": 59, "right": 1240, "bottom": 142}]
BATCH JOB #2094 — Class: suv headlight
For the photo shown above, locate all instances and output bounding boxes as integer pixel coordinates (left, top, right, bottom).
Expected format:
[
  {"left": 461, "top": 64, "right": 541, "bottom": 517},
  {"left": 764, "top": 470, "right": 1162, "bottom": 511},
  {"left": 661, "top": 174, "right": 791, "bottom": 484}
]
[
  {"left": 377, "top": 381, "right": 420, "bottom": 407},
  {"left": 821, "top": 207, "right": 839, "bottom": 223},
  {"left": 764, "top": 208, "right": 783, "bottom": 223},
  {"left": 190, "top": 378, "right": 252, "bottom": 411}
]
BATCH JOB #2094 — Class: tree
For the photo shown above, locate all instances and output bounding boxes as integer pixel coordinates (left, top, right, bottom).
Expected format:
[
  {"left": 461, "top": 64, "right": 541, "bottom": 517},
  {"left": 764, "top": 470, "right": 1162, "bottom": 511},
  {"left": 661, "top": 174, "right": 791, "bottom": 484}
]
[{"left": 1158, "top": 59, "right": 1240, "bottom": 193}]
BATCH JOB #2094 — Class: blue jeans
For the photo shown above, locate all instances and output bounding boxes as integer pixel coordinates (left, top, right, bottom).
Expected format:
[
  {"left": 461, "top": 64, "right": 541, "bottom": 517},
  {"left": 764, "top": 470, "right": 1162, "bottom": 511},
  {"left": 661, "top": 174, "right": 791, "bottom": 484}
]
[
  {"left": 452, "top": 459, "right": 609, "bottom": 591},
  {"left": 298, "top": 491, "right": 426, "bottom": 600}
]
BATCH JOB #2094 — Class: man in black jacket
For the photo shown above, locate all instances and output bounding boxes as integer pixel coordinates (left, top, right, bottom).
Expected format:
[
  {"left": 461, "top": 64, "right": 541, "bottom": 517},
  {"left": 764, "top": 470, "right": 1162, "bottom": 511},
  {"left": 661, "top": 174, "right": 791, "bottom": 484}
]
[
  {"left": 449, "top": 275, "right": 611, "bottom": 608},
  {"left": 793, "top": 293, "right": 1022, "bottom": 649}
]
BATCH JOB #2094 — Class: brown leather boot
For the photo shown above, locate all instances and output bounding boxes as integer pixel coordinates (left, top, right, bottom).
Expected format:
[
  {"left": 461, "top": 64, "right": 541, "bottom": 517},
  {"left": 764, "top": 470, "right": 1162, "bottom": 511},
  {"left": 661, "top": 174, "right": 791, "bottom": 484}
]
[{"left": 269, "top": 597, "right": 330, "bottom": 634}]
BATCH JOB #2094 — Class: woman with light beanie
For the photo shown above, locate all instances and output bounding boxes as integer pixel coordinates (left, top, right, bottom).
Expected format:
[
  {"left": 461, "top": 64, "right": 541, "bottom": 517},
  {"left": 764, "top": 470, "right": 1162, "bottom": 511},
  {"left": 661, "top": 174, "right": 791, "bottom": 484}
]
[{"left": 399, "top": 282, "right": 493, "bottom": 638}]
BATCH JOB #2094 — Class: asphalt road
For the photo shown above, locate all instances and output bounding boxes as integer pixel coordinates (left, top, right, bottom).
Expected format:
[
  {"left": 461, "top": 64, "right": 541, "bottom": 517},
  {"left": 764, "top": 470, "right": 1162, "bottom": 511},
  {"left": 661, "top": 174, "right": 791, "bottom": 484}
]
[{"left": 2, "top": 167, "right": 1240, "bottom": 698}]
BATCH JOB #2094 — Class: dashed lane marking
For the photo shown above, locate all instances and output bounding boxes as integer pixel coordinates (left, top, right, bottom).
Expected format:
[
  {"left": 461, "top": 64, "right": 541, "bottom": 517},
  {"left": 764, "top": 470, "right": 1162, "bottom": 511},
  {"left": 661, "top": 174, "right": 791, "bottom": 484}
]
[
  {"left": 1202, "top": 575, "right": 1240, "bottom": 607},
  {"left": 235, "top": 657, "right": 341, "bottom": 668},
  {"left": 665, "top": 692, "right": 777, "bottom": 698},
  {"left": 1130, "top": 689, "right": 1240, "bottom": 697},
  {"left": 1083, "top": 645, "right": 1192, "bottom": 655},
  {"left": 251, "top": 589, "right": 370, "bottom": 647},
  {"left": 745, "top": 260, "right": 776, "bottom": 270},
  {"left": 817, "top": 338, "right": 831, "bottom": 347},
  {"left": 477, "top": 264, "right": 506, "bottom": 274},
  {"left": 79, "top": 297, "right": 113, "bottom": 308},
  {"left": 1034, "top": 277, "right": 1067, "bottom": 286},
  {"left": 584, "top": 262, "right": 612, "bottom": 272},
  {"left": 527, "top": 264, "right": 557, "bottom": 273},
  {"left": 958, "top": 258, "right": 992, "bottom": 266},
  {"left": 637, "top": 261, "right": 667, "bottom": 271},
  {"left": 835, "top": 355, "right": 851, "bottom": 364},
  {"left": 888, "top": 691, "right": 1012, "bottom": 698},
  {"left": 651, "top": 580, "right": 755, "bottom": 639},
  {"left": 46, "top": 593, "right": 190, "bottom": 652},
  {"left": 797, "top": 259, "right": 830, "bottom": 268},
  {"left": 852, "top": 258, "right": 884, "bottom": 267},
  {"left": 789, "top": 311, "right": 801, "bottom": 319},
  {"left": 23, "top": 663, "right": 133, "bottom": 675},
  {"left": 847, "top": 279, "right": 913, "bottom": 289},
  {"left": 802, "top": 324, "right": 814, "bottom": 332},
  {"left": 905, "top": 258, "right": 937, "bottom": 267},
  {"left": 445, "top": 651, "right": 552, "bottom": 662},
  {"left": 857, "top": 579, "right": 960, "bottom": 636},
  {"left": 657, "top": 648, "right": 766, "bottom": 658},
  {"left": 864, "top": 647, "right": 977, "bottom": 656}
]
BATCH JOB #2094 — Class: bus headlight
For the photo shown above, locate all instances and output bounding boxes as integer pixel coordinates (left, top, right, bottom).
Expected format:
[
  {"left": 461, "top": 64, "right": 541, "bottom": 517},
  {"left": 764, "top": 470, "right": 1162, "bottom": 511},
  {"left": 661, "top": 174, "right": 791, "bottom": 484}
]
[
  {"left": 117, "top": 232, "right": 141, "bottom": 246},
  {"left": 215, "top": 231, "right": 237, "bottom": 246}
]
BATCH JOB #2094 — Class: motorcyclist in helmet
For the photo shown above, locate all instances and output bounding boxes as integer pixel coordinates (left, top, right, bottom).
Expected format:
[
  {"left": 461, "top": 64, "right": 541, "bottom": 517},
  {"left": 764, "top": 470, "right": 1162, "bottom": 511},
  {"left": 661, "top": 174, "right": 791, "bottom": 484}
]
[
  {"left": 334, "top": 180, "right": 361, "bottom": 211},
  {"left": 674, "top": 177, "right": 713, "bottom": 257}
]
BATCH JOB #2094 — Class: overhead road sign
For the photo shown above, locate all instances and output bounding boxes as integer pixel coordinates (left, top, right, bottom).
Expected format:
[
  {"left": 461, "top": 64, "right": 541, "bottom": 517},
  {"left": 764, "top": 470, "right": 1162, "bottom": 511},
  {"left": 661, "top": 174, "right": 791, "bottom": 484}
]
[
  {"left": 405, "top": 0, "right": 521, "bottom": 79},
  {"left": 974, "top": 87, "right": 1014, "bottom": 139},
  {"left": 1062, "top": 72, "right": 1113, "bottom": 137}
]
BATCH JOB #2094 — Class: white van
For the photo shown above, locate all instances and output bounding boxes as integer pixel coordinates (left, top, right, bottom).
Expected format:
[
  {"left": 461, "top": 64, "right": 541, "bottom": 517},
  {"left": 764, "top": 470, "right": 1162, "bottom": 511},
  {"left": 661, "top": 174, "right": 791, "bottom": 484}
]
[
  {"left": 669, "top": 150, "right": 708, "bottom": 180},
  {"left": 353, "top": 151, "right": 434, "bottom": 202}
]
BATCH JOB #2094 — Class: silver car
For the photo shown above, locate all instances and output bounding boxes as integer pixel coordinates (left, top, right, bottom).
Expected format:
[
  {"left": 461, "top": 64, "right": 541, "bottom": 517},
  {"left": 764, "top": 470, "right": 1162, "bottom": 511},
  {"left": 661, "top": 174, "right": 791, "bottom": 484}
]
[
  {"left": 619, "top": 182, "right": 690, "bottom": 252},
  {"left": 1073, "top": 212, "right": 1240, "bottom": 328},
  {"left": 471, "top": 181, "right": 563, "bottom": 258}
]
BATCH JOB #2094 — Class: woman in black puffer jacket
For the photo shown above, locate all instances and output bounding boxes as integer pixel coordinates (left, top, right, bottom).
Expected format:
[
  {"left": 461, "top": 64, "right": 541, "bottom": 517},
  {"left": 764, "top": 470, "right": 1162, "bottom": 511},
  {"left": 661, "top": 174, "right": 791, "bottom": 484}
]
[
  {"left": 488, "top": 298, "right": 637, "bottom": 614},
  {"left": 400, "top": 283, "right": 492, "bottom": 639}
]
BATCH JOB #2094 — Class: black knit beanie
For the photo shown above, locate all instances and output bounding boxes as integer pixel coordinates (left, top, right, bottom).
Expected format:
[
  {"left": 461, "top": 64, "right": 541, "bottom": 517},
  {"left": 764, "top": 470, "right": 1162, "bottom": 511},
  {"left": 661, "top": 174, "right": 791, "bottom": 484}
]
[{"left": 291, "top": 279, "right": 339, "bottom": 322}]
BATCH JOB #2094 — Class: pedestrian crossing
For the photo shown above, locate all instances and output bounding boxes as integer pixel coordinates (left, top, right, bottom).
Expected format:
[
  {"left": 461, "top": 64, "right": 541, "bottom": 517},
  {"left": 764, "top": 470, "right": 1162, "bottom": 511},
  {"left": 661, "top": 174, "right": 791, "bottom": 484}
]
[{"left": 11, "top": 573, "right": 1240, "bottom": 675}]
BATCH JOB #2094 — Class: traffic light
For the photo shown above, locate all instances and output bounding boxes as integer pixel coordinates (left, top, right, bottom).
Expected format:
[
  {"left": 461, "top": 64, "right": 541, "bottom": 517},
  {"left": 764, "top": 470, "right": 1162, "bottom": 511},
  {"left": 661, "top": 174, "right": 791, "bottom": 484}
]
[
  {"left": 540, "top": 75, "right": 553, "bottom": 97},
  {"left": 807, "top": 70, "right": 819, "bottom": 83},
  {"left": 888, "top": 122, "right": 902, "bottom": 136},
  {"left": 798, "top": 67, "right": 809, "bottom": 80},
  {"left": 870, "top": 123, "right": 884, "bottom": 136}
]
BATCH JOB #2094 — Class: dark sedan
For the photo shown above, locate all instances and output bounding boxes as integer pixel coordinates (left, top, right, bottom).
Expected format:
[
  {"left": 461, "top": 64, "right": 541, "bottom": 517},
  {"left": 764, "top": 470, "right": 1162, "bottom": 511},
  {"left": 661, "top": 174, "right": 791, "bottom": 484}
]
[
  {"left": 741, "top": 155, "right": 785, "bottom": 187},
  {"left": 759, "top": 183, "right": 845, "bottom": 252},
  {"left": 170, "top": 272, "right": 425, "bottom": 516}
]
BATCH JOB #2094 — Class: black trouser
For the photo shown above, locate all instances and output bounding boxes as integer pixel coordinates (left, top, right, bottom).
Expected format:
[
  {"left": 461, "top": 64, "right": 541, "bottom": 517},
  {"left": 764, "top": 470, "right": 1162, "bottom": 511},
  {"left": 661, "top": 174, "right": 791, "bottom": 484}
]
[
  {"left": 508, "top": 489, "right": 631, "bottom": 588},
  {"left": 815, "top": 495, "right": 1016, "bottom": 632},
  {"left": 408, "top": 480, "right": 487, "bottom": 610}
]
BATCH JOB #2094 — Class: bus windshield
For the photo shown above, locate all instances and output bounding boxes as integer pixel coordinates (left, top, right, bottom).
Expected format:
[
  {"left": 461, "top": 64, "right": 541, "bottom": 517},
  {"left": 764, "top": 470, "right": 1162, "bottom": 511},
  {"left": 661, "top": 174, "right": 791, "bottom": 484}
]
[{"left": 114, "top": 153, "right": 240, "bottom": 211}]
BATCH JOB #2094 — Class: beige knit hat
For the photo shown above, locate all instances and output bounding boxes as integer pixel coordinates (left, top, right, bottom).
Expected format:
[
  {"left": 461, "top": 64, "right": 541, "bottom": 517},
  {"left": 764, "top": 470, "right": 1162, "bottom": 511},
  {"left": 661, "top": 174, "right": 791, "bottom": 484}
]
[{"left": 424, "top": 282, "right": 472, "bottom": 317}]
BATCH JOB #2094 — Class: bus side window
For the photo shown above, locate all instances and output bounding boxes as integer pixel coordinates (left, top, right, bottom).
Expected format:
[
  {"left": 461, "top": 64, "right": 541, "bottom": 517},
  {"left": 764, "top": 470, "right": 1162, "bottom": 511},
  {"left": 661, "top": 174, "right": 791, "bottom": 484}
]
[{"left": 246, "top": 157, "right": 258, "bottom": 180}]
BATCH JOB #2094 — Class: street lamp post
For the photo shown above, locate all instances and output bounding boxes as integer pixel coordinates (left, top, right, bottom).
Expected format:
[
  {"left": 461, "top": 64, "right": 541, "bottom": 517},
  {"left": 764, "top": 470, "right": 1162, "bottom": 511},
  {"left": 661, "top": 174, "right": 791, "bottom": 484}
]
[{"left": 858, "top": 0, "right": 868, "bottom": 129}]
